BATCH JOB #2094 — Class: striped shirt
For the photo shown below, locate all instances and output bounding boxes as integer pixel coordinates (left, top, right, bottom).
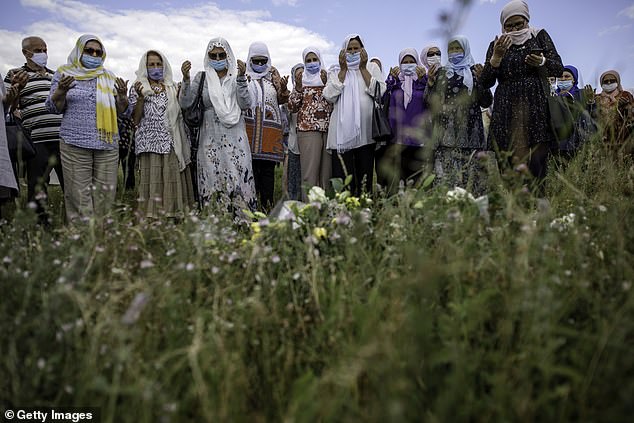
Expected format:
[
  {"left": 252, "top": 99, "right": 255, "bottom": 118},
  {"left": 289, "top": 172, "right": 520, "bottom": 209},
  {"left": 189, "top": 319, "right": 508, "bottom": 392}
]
[{"left": 4, "top": 65, "right": 62, "bottom": 144}]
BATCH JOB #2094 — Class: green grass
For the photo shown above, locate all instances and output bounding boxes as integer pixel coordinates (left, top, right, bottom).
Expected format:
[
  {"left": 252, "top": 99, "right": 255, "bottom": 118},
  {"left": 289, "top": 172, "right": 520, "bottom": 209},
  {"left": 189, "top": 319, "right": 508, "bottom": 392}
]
[{"left": 1, "top": 138, "right": 633, "bottom": 423}]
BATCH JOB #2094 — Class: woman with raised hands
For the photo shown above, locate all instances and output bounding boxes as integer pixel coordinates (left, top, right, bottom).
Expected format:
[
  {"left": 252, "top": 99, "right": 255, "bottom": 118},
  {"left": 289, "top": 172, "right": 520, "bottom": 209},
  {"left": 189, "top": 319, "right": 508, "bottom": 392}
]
[
  {"left": 420, "top": 44, "right": 442, "bottom": 71},
  {"left": 377, "top": 47, "right": 428, "bottom": 191},
  {"left": 288, "top": 47, "right": 333, "bottom": 200},
  {"left": 425, "top": 35, "right": 492, "bottom": 196},
  {"left": 46, "top": 34, "right": 128, "bottom": 221},
  {"left": 129, "top": 50, "right": 194, "bottom": 218},
  {"left": 244, "top": 42, "right": 290, "bottom": 210},
  {"left": 479, "top": 0, "right": 564, "bottom": 193},
  {"left": 324, "top": 34, "right": 386, "bottom": 196},
  {"left": 179, "top": 37, "right": 256, "bottom": 213}
]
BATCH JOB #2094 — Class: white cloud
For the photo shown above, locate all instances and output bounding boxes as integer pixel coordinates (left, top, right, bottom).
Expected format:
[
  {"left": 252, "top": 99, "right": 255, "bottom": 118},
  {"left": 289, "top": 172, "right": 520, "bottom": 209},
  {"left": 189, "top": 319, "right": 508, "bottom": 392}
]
[
  {"left": 272, "top": 0, "right": 299, "bottom": 6},
  {"left": 1, "top": 0, "right": 335, "bottom": 81},
  {"left": 619, "top": 4, "right": 634, "bottom": 19},
  {"left": 598, "top": 24, "right": 632, "bottom": 37}
]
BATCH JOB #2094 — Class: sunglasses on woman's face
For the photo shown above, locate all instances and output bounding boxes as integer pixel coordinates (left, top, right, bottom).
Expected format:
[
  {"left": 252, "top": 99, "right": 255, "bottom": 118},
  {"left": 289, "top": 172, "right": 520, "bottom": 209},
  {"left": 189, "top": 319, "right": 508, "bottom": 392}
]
[
  {"left": 83, "top": 47, "right": 103, "bottom": 57},
  {"left": 208, "top": 52, "right": 227, "bottom": 60},
  {"left": 603, "top": 78, "right": 618, "bottom": 85},
  {"left": 251, "top": 58, "right": 268, "bottom": 66},
  {"left": 426, "top": 52, "right": 441, "bottom": 57}
]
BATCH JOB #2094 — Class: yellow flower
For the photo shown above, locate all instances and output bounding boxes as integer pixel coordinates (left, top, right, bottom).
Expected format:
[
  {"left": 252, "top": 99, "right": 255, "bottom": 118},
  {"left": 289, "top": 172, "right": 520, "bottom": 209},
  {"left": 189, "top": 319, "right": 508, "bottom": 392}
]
[
  {"left": 250, "top": 222, "right": 261, "bottom": 233},
  {"left": 313, "top": 227, "right": 327, "bottom": 239},
  {"left": 345, "top": 196, "right": 361, "bottom": 208}
]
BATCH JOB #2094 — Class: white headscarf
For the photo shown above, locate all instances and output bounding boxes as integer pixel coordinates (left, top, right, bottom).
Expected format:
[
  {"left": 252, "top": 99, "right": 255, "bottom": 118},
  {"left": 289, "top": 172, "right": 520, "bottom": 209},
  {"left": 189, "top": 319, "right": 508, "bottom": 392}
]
[
  {"left": 301, "top": 46, "right": 325, "bottom": 87},
  {"left": 446, "top": 35, "right": 476, "bottom": 95},
  {"left": 336, "top": 33, "right": 364, "bottom": 153},
  {"left": 420, "top": 44, "right": 442, "bottom": 69},
  {"left": 246, "top": 41, "right": 273, "bottom": 110},
  {"left": 134, "top": 50, "right": 190, "bottom": 170},
  {"left": 369, "top": 56, "right": 384, "bottom": 78},
  {"left": 291, "top": 63, "right": 304, "bottom": 89},
  {"left": 203, "top": 37, "right": 243, "bottom": 128},
  {"left": 398, "top": 48, "right": 419, "bottom": 109},
  {"left": 500, "top": 0, "right": 540, "bottom": 45}
]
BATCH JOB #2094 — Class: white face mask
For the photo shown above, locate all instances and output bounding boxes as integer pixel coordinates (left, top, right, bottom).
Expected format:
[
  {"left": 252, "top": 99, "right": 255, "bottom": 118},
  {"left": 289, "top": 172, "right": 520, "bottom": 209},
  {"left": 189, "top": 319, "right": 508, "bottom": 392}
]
[
  {"left": 30, "top": 52, "right": 48, "bottom": 68},
  {"left": 427, "top": 56, "right": 441, "bottom": 66},
  {"left": 602, "top": 83, "right": 618, "bottom": 93}
]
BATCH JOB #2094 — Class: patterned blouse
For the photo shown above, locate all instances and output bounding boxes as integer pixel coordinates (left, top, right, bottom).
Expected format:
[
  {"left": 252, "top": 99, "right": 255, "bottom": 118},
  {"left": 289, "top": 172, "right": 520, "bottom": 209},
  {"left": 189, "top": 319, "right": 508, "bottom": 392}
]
[
  {"left": 287, "top": 86, "right": 333, "bottom": 132},
  {"left": 129, "top": 87, "right": 173, "bottom": 155}
]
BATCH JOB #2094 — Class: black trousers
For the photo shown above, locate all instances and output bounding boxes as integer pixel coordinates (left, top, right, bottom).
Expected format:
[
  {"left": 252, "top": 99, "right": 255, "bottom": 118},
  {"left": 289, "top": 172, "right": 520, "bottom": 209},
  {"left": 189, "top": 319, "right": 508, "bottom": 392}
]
[
  {"left": 252, "top": 159, "right": 277, "bottom": 211},
  {"left": 27, "top": 141, "right": 64, "bottom": 223},
  {"left": 375, "top": 144, "right": 426, "bottom": 192},
  {"left": 331, "top": 143, "right": 375, "bottom": 196},
  {"left": 119, "top": 144, "right": 136, "bottom": 190}
]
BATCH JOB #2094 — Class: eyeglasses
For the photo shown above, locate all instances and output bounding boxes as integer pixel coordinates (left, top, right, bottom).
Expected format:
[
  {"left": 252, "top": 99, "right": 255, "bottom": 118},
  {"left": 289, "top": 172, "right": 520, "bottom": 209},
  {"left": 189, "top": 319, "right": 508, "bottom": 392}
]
[
  {"left": 504, "top": 20, "right": 526, "bottom": 32},
  {"left": 251, "top": 58, "right": 268, "bottom": 66},
  {"left": 426, "top": 51, "right": 441, "bottom": 57},
  {"left": 83, "top": 47, "right": 103, "bottom": 57},
  {"left": 602, "top": 78, "right": 618, "bottom": 85},
  {"left": 208, "top": 52, "right": 227, "bottom": 60}
]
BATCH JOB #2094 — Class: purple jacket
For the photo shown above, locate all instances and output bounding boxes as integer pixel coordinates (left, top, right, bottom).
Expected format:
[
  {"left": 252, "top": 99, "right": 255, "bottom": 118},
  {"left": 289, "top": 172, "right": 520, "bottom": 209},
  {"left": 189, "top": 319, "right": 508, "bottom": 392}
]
[{"left": 386, "top": 74, "right": 428, "bottom": 146}]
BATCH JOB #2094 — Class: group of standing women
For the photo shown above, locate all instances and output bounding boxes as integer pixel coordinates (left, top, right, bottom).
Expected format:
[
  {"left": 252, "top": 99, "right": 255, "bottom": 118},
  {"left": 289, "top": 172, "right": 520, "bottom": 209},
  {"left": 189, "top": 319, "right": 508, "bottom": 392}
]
[{"left": 4, "top": 0, "right": 631, "bottom": 224}]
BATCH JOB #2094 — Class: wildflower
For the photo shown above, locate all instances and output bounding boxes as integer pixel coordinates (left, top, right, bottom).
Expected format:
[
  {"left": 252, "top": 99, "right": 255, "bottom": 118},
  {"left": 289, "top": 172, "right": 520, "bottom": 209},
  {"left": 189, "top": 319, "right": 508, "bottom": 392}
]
[
  {"left": 446, "top": 187, "right": 475, "bottom": 202},
  {"left": 345, "top": 196, "right": 361, "bottom": 209},
  {"left": 598, "top": 205, "right": 607, "bottom": 213},
  {"left": 27, "top": 201, "right": 37, "bottom": 210},
  {"left": 313, "top": 227, "right": 327, "bottom": 239},
  {"left": 515, "top": 163, "right": 529, "bottom": 174},
  {"left": 251, "top": 222, "right": 261, "bottom": 234},
  {"left": 271, "top": 255, "right": 281, "bottom": 264},
  {"left": 166, "top": 249, "right": 176, "bottom": 257},
  {"left": 211, "top": 266, "right": 220, "bottom": 274},
  {"left": 121, "top": 292, "right": 150, "bottom": 325},
  {"left": 185, "top": 263, "right": 195, "bottom": 271},
  {"left": 37, "top": 358, "right": 46, "bottom": 370},
  {"left": 3, "top": 256, "right": 11, "bottom": 264},
  {"left": 550, "top": 213, "right": 576, "bottom": 232},
  {"left": 307, "top": 186, "right": 328, "bottom": 203},
  {"left": 140, "top": 260, "right": 155, "bottom": 269}
]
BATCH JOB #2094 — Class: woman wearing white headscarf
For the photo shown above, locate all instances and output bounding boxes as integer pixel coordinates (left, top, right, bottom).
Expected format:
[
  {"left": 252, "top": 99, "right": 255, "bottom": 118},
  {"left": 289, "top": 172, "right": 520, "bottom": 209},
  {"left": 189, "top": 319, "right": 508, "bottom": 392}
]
[
  {"left": 324, "top": 34, "right": 386, "bottom": 196},
  {"left": 425, "top": 35, "right": 492, "bottom": 196},
  {"left": 288, "top": 47, "right": 333, "bottom": 200},
  {"left": 420, "top": 44, "right": 442, "bottom": 71},
  {"left": 179, "top": 37, "right": 256, "bottom": 212},
  {"left": 129, "top": 50, "right": 194, "bottom": 218},
  {"left": 479, "top": 0, "right": 563, "bottom": 192},
  {"left": 377, "top": 48, "right": 428, "bottom": 191},
  {"left": 244, "top": 41, "right": 290, "bottom": 210},
  {"left": 46, "top": 34, "right": 129, "bottom": 221}
]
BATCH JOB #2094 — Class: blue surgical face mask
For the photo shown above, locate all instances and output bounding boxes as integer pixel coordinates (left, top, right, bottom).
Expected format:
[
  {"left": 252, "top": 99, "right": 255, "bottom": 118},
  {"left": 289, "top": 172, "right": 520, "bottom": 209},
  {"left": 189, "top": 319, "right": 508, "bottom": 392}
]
[
  {"left": 30, "top": 52, "right": 48, "bottom": 68},
  {"left": 305, "top": 62, "right": 321, "bottom": 74},
  {"left": 147, "top": 67, "right": 164, "bottom": 81},
  {"left": 210, "top": 59, "right": 227, "bottom": 71},
  {"left": 401, "top": 63, "right": 417, "bottom": 76},
  {"left": 81, "top": 54, "right": 103, "bottom": 69},
  {"left": 448, "top": 53, "right": 464, "bottom": 65},
  {"left": 346, "top": 52, "right": 360, "bottom": 64},
  {"left": 251, "top": 63, "right": 268, "bottom": 73},
  {"left": 557, "top": 80, "right": 573, "bottom": 91}
]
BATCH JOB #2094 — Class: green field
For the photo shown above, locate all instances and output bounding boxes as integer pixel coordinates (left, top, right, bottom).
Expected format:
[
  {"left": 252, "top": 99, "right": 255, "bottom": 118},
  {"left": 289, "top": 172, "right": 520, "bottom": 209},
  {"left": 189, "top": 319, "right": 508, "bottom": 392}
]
[{"left": 1, "top": 138, "right": 632, "bottom": 422}]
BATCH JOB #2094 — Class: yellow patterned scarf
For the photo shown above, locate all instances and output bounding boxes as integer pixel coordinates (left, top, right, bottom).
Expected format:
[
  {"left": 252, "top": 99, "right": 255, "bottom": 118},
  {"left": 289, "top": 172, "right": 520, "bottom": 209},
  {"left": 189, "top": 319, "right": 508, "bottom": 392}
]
[{"left": 57, "top": 34, "right": 118, "bottom": 143}]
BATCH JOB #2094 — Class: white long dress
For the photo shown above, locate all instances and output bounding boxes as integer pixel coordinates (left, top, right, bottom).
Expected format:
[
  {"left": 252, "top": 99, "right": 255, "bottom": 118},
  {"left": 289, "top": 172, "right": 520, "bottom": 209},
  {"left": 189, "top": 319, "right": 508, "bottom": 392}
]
[{"left": 180, "top": 71, "right": 256, "bottom": 211}]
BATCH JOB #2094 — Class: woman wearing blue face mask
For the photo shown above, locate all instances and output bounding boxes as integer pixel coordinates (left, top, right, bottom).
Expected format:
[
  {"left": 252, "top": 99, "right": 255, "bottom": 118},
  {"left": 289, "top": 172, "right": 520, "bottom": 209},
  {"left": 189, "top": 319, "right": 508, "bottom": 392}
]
[
  {"left": 324, "top": 34, "right": 386, "bottom": 196},
  {"left": 128, "top": 50, "right": 194, "bottom": 218},
  {"left": 288, "top": 47, "right": 333, "bottom": 201},
  {"left": 551, "top": 65, "right": 597, "bottom": 160},
  {"left": 244, "top": 42, "right": 290, "bottom": 210},
  {"left": 425, "top": 35, "right": 493, "bottom": 196},
  {"left": 179, "top": 37, "right": 256, "bottom": 213},
  {"left": 46, "top": 34, "right": 129, "bottom": 222},
  {"left": 376, "top": 48, "right": 428, "bottom": 192}
]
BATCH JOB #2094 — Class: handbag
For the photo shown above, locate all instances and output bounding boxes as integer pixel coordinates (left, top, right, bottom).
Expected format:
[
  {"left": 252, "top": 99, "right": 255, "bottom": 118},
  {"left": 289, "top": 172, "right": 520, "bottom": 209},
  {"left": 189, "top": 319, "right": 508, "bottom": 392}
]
[
  {"left": 5, "top": 111, "right": 36, "bottom": 162},
  {"left": 371, "top": 82, "right": 393, "bottom": 143},
  {"left": 182, "top": 71, "right": 206, "bottom": 129}
]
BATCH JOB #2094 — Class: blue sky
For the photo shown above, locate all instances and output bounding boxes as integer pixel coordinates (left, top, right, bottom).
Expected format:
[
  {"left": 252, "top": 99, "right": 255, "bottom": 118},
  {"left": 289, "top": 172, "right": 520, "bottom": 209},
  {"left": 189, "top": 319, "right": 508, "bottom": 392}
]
[{"left": 1, "top": 0, "right": 633, "bottom": 89}]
